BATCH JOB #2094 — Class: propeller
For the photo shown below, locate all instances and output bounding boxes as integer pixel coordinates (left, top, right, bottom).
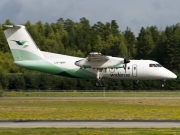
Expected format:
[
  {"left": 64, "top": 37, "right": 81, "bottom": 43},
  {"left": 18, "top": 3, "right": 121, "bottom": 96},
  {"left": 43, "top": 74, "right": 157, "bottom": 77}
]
[
  {"left": 123, "top": 48, "right": 131, "bottom": 73},
  {"left": 124, "top": 57, "right": 130, "bottom": 73}
]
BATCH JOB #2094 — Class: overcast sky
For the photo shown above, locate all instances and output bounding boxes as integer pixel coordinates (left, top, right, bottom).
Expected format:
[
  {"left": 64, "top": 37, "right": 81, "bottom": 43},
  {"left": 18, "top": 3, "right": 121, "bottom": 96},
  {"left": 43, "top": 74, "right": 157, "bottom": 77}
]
[{"left": 1, "top": 0, "right": 180, "bottom": 36}]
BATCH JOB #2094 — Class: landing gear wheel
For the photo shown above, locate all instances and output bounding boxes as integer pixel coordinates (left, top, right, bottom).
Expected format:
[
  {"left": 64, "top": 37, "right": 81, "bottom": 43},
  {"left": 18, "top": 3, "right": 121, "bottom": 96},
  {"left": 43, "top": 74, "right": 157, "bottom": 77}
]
[
  {"left": 100, "top": 81, "right": 104, "bottom": 87},
  {"left": 95, "top": 80, "right": 104, "bottom": 87},
  {"left": 161, "top": 80, "right": 166, "bottom": 88},
  {"left": 95, "top": 80, "right": 101, "bottom": 87},
  {"left": 162, "top": 83, "right": 166, "bottom": 88}
]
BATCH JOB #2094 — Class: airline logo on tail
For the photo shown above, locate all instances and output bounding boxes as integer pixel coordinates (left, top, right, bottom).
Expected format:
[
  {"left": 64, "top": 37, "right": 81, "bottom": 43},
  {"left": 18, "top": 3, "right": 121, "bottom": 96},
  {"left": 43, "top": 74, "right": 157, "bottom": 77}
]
[{"left": 11, "top": 40, "right": 27, "bottom": 46}]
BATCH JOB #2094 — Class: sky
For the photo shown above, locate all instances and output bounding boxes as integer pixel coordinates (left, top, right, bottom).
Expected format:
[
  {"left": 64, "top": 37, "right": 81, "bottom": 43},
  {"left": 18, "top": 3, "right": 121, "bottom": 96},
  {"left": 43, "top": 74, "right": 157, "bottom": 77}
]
[{"left": 1, "top": 0, "right": 180, "bottom": 36}]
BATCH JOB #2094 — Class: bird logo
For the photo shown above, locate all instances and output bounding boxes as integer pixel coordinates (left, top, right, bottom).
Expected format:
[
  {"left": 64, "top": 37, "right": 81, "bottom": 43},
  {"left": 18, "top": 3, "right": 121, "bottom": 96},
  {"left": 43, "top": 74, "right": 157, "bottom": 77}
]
[{"left": 11, "top": 40, "right": 27, "bottom": 46}]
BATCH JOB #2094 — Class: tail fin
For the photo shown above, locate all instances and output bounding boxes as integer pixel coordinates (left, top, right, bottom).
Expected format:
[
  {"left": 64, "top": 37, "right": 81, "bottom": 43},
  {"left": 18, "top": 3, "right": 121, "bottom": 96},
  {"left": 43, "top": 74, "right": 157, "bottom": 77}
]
[{"left": 4, "top": 25, "right": 44, "bottom": 61}]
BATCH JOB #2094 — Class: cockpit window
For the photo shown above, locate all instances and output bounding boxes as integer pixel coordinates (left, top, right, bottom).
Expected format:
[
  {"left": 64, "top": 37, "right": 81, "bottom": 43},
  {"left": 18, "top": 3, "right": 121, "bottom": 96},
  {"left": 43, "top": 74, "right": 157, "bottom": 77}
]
[
  {"left": 149, "top": 64, "right": 163, "bottom": 67},
  {"left": 156, "top": 64, "right": 163, "bottom": 67},
  {"left": 149, "top": 64, "right": 156, "bottom": 67}
]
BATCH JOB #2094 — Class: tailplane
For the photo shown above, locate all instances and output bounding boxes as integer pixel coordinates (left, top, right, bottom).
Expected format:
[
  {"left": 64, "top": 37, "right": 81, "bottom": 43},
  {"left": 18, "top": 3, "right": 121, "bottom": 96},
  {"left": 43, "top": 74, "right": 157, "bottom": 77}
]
[{"left": 4, "top": 25, "right": 44, "bottom": 61}]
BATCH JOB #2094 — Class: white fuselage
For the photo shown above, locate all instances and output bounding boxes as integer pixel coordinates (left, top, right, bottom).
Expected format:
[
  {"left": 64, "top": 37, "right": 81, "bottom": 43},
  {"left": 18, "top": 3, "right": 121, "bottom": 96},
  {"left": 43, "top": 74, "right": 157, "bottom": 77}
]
[
  {"left": 40, "top": 52, "right": 177, "bottom": 80},
  {"left": 83, "top": 60, "right": 176, "bottom": 80},
  {"left": 13, "top": 51, "right": 177, "bottom": 81}
]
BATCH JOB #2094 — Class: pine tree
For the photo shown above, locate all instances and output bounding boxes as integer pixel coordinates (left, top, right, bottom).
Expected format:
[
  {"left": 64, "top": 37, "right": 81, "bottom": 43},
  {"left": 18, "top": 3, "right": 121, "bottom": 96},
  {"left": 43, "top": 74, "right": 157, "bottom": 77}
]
[
  {"left": 124, "top": 27, "right": 136, "bottom": 58},
  {"left": 136, "top": 27, "right": 155, "bottom": 59},
  {"left": 111, "top": 20, "right": 119, "bottom": 36}
]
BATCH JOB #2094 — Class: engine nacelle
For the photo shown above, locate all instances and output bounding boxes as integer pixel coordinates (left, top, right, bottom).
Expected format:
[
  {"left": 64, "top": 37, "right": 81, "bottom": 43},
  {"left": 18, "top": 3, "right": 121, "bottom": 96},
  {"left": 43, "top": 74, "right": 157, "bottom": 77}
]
[{"left": 75, "top": 58, "right": 124, "bottom": 69}]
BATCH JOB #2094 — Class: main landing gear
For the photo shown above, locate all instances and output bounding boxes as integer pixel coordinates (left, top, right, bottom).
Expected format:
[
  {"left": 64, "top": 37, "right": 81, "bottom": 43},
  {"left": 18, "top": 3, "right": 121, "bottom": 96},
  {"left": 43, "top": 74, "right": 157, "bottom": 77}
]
[
  {"left": 95, "top": 68, "right": 106, "bottom": 87},
  {"left": 95, "top": 80, "right": 104, "bottom": 87}
]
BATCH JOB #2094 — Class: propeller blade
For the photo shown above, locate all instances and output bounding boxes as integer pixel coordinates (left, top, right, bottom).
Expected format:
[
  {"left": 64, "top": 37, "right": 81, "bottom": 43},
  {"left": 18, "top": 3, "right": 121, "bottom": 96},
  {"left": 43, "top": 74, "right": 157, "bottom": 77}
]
[
  {"left": 123, "top": 58, "right": 130, "bottom": 73},
  {"left": 124, "top": 63, "right": 127, "bottom": 73},
  {"left": 124, "top": 58, "right": 130, "bottom": 64}
]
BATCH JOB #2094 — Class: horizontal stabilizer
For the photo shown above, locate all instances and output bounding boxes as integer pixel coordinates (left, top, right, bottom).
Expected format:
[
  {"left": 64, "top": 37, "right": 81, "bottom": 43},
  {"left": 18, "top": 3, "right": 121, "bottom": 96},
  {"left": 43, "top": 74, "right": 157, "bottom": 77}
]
[{"left": 3, "top": 25, "right": 24, "bottom": 29}]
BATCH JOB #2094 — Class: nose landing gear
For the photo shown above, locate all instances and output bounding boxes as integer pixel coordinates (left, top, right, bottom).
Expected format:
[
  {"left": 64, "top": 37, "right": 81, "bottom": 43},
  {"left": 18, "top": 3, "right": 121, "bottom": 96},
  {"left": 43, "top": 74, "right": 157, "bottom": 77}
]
[{"left": 161, "top": 80, "right": 166, "bottom": 87}]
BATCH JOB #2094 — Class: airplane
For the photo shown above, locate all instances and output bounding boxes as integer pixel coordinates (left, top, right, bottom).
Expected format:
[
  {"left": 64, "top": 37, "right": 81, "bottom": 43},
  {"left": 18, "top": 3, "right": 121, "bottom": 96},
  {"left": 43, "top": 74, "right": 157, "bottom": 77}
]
[{"left": 3, "top": 25, "right": 177, "bottom": 87}]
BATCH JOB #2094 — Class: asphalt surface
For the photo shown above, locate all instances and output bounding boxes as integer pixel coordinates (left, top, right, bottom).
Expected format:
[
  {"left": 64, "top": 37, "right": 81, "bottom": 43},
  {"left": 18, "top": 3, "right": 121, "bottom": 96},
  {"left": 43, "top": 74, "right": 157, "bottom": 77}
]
[{"left": 1, "top": 120, "right": 180, "bottom": 128}]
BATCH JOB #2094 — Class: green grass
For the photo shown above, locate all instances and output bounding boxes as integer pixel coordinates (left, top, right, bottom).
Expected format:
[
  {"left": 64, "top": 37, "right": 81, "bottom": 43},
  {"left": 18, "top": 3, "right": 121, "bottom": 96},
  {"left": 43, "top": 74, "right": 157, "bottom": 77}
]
[
  {"left": 0, "top": 128, "right": 180, "bottom": 135},
  {"left": 2, "top": 91, "right": 180, "bottom": 97},
  {"left": 1, "top": 98, "right": 180, "bottom": 120},
  {"left": 1, "top": 92, "right": 180, "bottom": 134}
]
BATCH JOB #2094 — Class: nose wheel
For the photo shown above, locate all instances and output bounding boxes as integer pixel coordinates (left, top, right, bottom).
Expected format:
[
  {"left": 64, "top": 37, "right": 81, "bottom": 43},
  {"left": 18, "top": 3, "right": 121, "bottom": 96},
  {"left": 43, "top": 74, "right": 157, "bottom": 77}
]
[
  {"left": 161, "top": 80, "right": 166, "bottom": 87},
  {"left": 162, "top": 83, "right": 165, "bottom": 87}
]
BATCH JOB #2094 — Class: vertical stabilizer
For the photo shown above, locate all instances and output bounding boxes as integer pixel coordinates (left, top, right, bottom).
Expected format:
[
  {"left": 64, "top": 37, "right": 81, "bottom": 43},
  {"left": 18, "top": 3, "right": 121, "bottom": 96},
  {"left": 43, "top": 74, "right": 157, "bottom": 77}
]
[{"left": 4, "top": 25, "right": 44, "bottom": 61}]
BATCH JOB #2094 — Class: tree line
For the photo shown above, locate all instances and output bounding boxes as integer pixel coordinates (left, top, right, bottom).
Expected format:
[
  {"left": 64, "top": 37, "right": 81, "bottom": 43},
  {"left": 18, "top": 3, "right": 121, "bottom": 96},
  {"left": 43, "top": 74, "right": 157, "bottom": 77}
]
[{"left": 0, "top": 18, "right": 179, "bottom": 90}]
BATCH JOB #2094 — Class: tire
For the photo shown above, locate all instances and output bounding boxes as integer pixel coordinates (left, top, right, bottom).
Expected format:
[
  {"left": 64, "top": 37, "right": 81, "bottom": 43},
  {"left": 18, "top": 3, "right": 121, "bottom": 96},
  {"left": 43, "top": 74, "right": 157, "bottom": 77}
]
[
  {"left": 95, "top": 80, "right": 101, "bottom": 87},
  {"left": 162, "top": 83, "right": 165, "bottom": 87},
  {"left": 100, "top": 81, "right": 104, "bottom": 87}
]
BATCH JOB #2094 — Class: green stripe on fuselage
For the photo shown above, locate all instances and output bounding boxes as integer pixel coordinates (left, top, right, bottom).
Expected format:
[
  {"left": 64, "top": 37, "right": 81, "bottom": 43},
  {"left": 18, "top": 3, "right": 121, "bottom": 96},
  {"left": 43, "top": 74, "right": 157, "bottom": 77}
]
[
  {"left": 11, "top": 49, "right": 96, "bottom": 79},
  {"left": 11, "top": 49, "right": 43, "bottom": 61}
]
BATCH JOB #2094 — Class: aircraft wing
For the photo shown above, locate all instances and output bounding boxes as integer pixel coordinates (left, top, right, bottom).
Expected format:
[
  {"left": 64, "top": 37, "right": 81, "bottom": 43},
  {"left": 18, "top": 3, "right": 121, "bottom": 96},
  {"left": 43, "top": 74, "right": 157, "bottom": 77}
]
[
  {"left": 75, "top": 52, "right": 127, "bottom": 69},
  {"left": 87, "top": 52, "right": 109, "bottom": 61}
]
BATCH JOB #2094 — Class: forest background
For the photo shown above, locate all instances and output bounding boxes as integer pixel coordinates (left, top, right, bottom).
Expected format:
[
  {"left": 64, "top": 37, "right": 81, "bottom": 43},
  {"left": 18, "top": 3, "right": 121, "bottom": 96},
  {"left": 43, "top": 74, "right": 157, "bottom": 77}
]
[{"left": 0, "top": 18, "right": 179, "bottom": 91}]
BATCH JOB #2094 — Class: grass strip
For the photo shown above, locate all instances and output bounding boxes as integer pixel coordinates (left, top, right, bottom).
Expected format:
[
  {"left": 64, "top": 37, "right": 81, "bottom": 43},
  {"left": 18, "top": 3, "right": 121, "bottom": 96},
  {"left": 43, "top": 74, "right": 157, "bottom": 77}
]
[
  {"left": 2, "top": 91, "right": 180, "bottom": 97},
  {"left": 0, "top": 98, "right": 180, "bottom": 120},
  {"left": 0, "top": 128, "right": 180, "bottom": 135}
]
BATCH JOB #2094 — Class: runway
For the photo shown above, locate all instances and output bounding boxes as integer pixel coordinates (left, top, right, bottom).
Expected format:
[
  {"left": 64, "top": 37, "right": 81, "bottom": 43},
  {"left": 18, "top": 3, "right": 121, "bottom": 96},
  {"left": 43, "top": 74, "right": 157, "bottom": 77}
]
[{"left": 1, "top": 120, "right": 180, "bottom": 128}]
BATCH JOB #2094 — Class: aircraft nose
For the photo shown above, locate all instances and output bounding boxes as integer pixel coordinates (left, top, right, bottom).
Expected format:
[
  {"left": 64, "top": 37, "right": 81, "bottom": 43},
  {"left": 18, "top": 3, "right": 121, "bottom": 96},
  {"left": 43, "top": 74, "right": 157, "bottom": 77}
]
[
  {"left": 166, "top": 71, "right": 177, "bottom": 79},
  {"left": 171, "top": 72, "right": 177, "bottom": 79}
]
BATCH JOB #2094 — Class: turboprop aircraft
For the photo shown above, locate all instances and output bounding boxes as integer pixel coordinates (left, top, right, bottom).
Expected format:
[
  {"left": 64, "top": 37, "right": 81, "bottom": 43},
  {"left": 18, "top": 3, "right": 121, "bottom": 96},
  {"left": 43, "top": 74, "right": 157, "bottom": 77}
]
[{"left": 3, "top": 25, "right": 177, "bottom": 87}]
